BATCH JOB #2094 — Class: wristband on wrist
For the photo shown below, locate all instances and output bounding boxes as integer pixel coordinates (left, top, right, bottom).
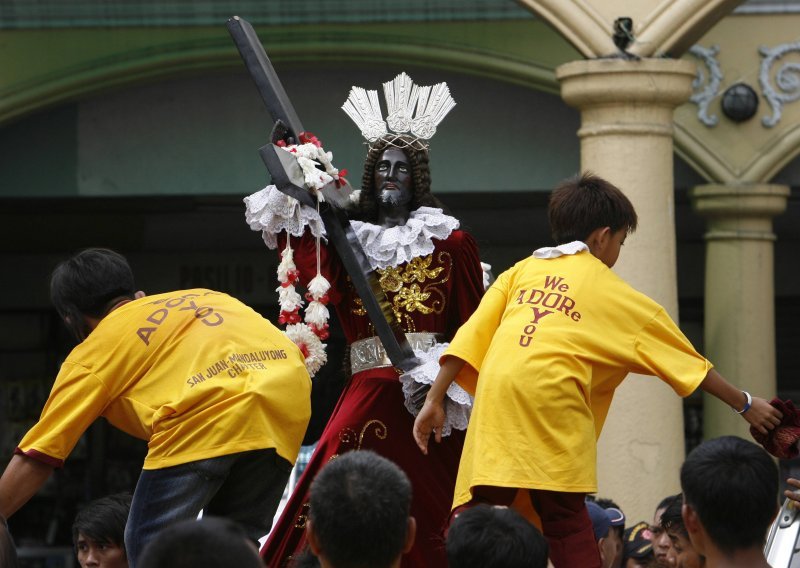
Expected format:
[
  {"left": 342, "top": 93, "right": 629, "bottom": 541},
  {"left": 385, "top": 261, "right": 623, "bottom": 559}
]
[{"left": 733, "top": 390, "right": 752, "bottom": 414}]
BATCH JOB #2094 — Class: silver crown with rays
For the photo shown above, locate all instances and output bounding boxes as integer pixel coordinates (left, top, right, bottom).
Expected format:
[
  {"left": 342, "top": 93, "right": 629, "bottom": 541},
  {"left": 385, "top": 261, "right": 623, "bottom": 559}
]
[{"left": 341, "top": 72, "right": 456, "bottom": 152}]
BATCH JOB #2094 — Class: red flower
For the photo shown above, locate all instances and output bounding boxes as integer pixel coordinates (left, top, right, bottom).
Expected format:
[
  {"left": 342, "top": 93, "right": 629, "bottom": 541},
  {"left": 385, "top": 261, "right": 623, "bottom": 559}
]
[
  {"left": 309, "top": 323, "right": 330, "bottom": 340},
  {"left": 299, "top": 131, "right": 322, "bottom": 147},
  {"left": 298, "top": 342, "right": 310, "bottom": 358},
  {"left": 334, "top": 169, "right": 349, "bottom": 189},
  {"left": 279, "top": 308, "right": 301, "bottom": 326}
]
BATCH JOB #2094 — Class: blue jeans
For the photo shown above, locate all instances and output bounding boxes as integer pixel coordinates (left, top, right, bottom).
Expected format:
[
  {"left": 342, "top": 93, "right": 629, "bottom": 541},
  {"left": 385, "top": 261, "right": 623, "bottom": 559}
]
[{"left": 125, "top": 448, "right": 292, "bottom": 568}]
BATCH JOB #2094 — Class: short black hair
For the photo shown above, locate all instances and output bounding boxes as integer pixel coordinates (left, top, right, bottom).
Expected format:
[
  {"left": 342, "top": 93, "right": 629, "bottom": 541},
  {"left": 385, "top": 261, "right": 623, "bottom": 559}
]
[
  {"left": 51, "top": 248, "right": 136, "bottom": 340},
  {"left": 548, "top": 172, "right": 638, "bottom": 245},
  {"left": 308, "top": 450, "right": 412, "bottom": 568},
  {"left": 656, "top": 494, "right": 680, "bottom": 514},
  {"left": 680, "top": 436, "right": 778, "bottom": 555},
  {"left": 137, "top": 517, "right": 262, "bottom": 568},
  {"left": 72, "top": 493, "right": 131, "bottom": 550},
  {"left": 446, "top": 505, "right": 549, "bottom": 568},
  {"left": 660, "top": 494, "right": 686, "bottom": 536}
]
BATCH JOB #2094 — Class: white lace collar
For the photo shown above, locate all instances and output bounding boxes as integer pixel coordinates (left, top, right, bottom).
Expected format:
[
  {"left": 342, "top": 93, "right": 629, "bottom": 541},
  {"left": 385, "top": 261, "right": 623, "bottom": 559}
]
[
  {"left": 352, "top": 207, "right": 459, "bottom": 270},
  {"left": 532, "top": 240, "right": 589, "bottom": 259},
  {"left": 244, "top": 186, "right": 459, "bottom": 269}
]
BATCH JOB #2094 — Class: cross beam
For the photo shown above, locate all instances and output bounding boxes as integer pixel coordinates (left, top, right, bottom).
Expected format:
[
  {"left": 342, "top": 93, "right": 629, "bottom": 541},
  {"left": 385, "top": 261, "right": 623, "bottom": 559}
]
[{"left": 227, "top": 16, "right": 419, "bottom": 372}]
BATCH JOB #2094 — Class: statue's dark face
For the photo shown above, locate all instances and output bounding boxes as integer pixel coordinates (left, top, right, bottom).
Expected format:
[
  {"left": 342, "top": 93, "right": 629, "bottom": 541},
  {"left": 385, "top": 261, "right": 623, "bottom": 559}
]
[{"left": 373, "top": 147, "right": 413, "bottom": 213}]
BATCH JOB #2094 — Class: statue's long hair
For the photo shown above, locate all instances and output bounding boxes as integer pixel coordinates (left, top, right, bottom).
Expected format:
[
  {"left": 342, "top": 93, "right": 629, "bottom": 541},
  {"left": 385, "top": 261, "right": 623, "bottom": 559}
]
[{"left": 349, "top": 134, "right": 445, "bottom": 222}]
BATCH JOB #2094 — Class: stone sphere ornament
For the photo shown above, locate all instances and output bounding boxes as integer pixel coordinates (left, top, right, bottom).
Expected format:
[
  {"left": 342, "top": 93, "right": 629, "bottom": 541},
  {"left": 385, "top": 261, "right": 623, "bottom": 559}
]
[{"left": 721, "top": 83, "right": 759, "bottom": 123}]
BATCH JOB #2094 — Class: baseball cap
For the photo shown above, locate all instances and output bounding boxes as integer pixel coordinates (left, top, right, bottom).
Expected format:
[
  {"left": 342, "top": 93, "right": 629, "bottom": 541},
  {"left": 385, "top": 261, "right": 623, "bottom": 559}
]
[
  {"left": 623, "top": 521, "right": 654, "bottom": 559},
  {"left": 586, "top": 501, "right": 611, "bottom": 540},
  {"left": 605, "top": 506, "right": 626, "bottom": 530}
]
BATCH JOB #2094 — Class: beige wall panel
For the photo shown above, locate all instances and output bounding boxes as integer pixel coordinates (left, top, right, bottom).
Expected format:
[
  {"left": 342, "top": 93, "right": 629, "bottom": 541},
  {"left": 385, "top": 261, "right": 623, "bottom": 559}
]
[{"left": 676, "top": 13, "right": 800, "bottom": 181}]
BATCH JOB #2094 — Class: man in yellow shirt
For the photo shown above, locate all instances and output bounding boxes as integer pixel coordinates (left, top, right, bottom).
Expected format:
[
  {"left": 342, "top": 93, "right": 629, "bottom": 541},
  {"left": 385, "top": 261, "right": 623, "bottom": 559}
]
[
  {"left": 0, "top": 248, "right": 311, "bottom": 568},
  {"left": 413, "top": 174, "right": 782, "bottom": 568}
]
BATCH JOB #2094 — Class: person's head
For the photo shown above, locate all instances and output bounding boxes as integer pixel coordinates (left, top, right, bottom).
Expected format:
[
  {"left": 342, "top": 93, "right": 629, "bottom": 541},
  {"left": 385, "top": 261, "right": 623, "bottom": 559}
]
[
  {"left": 446, "top": 504, "right": 549, "bottom": 568},
  {"left": 355, "top": 135, "right": 443, "bottom": 225},
  {"left": 306, "top": 450, "right": 415, "bottom": 568},
  {"left": 651, "top": 494, "right": 680, "bottom": 567},
  {"left": 51, "top": 248, "right": 137, "bottom": 341},
  {"left": 660, "top": 495, "right": 704, "bottom": 568},
  {"left": 588, "top": 501, "right": 617, "bottom": 568},
  {"left": 623, "top": 521, "right": 656, "bottom": 568},
  {"left": 137, "top": 517, "right": 262, "bottom": 568},
  {"left": 595, "top": 498, "right": 626, "bottom": 568},
  {"left": 72, "top": 493, "right": 132, "bottom": 568},
  {"left": 680, "top": 436, "right": 779, "bottom": 559},
  {"left": 548, "top": 172, "right": 638, "bottom": 267}
]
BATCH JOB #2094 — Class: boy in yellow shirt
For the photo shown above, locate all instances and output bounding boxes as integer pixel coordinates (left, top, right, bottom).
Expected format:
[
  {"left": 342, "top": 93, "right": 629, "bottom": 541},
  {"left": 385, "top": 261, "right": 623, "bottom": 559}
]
[
  {"left": 0, "top": 248, "right": 311, "bottom": 568},
  {"left": 413, "top": 173, "right": 781, "bottom": 568}
]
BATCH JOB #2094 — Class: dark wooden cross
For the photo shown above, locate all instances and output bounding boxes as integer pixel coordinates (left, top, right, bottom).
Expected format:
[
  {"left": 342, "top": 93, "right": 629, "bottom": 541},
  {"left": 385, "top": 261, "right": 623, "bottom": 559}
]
[{"left": 227, "top": 16, "right": 419, "bottom": 372}]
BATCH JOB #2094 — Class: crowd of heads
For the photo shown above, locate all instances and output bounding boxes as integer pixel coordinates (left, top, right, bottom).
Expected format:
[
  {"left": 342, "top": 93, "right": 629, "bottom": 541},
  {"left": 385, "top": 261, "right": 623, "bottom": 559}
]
[
  {"left": 580, "top": 436, "right": 781, "bottom": 568},
  {"left": 0, "top": 418, "right": 782, "bottom": 568},
  {"left": 292, "top": 436, "right": 781, "bottom": 568},
  {"left": 0, "top": 436, "right": 772, "bottom": 568}
]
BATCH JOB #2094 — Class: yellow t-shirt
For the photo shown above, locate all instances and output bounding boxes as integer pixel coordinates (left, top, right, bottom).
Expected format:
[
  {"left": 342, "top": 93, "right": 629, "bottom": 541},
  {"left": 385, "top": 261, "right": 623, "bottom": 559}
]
[
  {"left": 18, "top": 289, "right": 311, "bottom": 470},
  {"left": 447, "top": 252, "right": 710, "bottom": 504}
]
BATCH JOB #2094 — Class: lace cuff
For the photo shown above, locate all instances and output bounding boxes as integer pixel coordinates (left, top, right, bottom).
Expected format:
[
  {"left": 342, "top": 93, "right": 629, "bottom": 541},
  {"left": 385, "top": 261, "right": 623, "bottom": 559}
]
[
  {"left": 243, "top": 185, "right": 325, "bottom": 249},
  {"left": 399, "top": 342, "right": 473, "bottom": 436}
]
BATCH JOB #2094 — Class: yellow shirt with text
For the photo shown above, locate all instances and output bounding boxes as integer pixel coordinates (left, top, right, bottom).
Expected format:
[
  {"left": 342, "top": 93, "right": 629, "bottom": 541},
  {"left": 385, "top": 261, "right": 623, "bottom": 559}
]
[
  {"left": 447, "top": 252, "right": 710, "bottom": 504},
  {"left": 18, "top": 289, "right": 311, "bottom": 470}
]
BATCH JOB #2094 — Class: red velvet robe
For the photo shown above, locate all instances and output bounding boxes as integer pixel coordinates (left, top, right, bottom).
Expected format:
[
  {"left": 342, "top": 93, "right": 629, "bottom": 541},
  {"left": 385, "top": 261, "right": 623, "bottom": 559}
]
[{"left": 261, "top": 227, "right": 484, "bottom": 567}]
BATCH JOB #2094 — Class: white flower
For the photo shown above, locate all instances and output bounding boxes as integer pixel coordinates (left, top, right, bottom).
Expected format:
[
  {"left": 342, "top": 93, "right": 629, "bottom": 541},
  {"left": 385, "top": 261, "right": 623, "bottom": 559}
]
[
  {"left": 305, "top": 301, "right": 330, "bottom": 326},
  {"left": 307, "top": 274, "right": 331, "bottom": 299},
  {"left": 277, "top": 247, "right": 296, "bottom": 282},
  {"left": 284, "top": 323, "right": 327, "bottom": 376},
  {"left": 276, "top": 285, "right": 303, "bottom": 312}
]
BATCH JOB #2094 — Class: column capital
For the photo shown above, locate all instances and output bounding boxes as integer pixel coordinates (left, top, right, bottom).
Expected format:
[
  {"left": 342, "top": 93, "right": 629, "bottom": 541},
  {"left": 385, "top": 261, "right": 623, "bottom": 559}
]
[
  {"left": 690, "top": 183, "right": 789, "bottom": 219},
  {"left": 556, "top": 58, "right": 697, "bottom": 109}
]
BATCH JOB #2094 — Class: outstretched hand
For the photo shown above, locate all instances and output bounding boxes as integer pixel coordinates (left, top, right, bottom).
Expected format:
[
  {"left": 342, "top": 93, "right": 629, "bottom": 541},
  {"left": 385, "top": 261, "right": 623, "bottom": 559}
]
[
  {"left": 744, "top": 396, "right": 782, "bottom": 435},
  {"left": 413, "top": 399, "right": 446, "bottom": 455}
]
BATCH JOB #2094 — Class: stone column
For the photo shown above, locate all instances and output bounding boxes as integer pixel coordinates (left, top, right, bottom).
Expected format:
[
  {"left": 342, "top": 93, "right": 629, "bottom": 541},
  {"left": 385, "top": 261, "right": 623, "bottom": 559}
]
[
  {"left": 690, "top": 183, "right": 789, "bottom": 440},
  {"left": 557, "top": 58, "right": 696, "bottom": 523}
]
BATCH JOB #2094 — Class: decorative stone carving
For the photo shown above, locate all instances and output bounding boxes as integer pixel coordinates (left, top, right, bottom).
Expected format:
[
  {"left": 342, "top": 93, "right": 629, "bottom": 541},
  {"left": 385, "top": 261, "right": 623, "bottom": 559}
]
[
  {"left": 759, "top": 41, "right": 800, "bottom": 127},
  {"left": 689, "top": 45, "right": 722, "bottom": 127}
]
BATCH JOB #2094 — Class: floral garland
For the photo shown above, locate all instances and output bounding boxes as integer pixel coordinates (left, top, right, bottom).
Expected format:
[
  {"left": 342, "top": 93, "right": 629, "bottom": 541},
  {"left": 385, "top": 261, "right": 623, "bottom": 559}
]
[{"left": 276, "top": 132, "right": 347, "bottom": 376}]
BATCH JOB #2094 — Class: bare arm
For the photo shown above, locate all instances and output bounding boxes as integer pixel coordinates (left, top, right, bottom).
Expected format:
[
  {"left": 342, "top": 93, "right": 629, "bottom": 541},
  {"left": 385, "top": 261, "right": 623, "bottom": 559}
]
[
  {"left": 0, "top": 454, "right": 54, "bottom": 518},
  {"left": 698, "top": 368, "right": 781, "bottom": 435},
  {"left": 412, "top": 355, "right": 466, "bottom": 455}
]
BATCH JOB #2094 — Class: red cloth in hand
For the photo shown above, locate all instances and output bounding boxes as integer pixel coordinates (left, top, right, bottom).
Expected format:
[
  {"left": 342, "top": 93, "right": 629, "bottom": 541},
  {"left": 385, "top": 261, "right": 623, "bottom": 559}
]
[{"left": 750, "top": 398, "right": 800, "bottom": 459}]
